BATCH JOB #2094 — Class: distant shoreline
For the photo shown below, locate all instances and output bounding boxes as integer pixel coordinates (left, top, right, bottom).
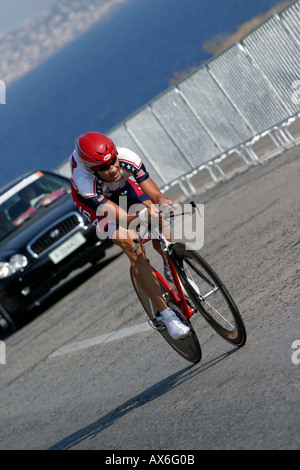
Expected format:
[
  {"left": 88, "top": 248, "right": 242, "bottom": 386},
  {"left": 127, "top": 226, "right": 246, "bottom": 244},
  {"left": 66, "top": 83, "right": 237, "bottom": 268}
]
[
  {"left": 203, "top": 0, "right": 289, "bottom": 55},
  {"left": 1, "top": 0, "right": 291, "bottom": 89},
  {"left": 0, "top": 0, "right": 130, "bottom": 88}
]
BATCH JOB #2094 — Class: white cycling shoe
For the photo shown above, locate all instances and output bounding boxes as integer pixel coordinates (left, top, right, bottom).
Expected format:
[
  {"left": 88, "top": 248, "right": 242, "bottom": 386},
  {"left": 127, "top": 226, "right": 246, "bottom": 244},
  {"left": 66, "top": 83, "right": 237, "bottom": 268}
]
[{"left": 160, "top": 308, "right": 190, "bottom": 340}]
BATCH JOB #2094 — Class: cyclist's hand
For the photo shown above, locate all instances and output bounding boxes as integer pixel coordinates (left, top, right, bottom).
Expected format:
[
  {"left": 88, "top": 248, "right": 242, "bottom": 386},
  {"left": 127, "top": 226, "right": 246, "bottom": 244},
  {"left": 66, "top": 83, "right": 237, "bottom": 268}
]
[
  {"left": 137, "top": 204, "right": 168, "bottom": 224},
  {"left": 159, "top": 203, "right": 174, "bottom": 216},
  {"left": 138, "top": 199, "right": 173, "bottom": 224},
  {"left": 138, "top": 206, "right": 155, "bottom": 223}
]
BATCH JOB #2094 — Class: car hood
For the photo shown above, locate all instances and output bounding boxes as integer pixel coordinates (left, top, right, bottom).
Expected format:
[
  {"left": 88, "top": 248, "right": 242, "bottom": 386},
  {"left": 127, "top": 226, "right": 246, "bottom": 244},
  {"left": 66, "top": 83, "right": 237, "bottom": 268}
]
[{"left": 0, "top": 194, "right": 79, "bottom": 260}]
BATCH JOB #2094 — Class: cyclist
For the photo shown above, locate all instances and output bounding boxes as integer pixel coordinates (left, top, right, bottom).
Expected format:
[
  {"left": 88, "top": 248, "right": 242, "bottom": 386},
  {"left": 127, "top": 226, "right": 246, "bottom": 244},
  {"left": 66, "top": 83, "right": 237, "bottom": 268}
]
[{"left": 70, "top": 131, "right": 190, "bottom": 340}]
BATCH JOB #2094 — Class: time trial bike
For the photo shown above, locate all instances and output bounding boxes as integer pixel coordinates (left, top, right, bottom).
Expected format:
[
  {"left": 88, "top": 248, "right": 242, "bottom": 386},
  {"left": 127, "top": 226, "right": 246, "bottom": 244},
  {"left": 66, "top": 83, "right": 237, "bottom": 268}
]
[{"left": 130, "top": 202, "right": 247, "bottom": 364}]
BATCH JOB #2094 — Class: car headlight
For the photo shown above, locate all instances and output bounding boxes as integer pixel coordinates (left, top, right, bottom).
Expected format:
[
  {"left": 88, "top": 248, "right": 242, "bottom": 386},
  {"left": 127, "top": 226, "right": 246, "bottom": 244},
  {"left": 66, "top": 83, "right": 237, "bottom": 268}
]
[
  {"left": 10, "top": 254, "right": 28, "bottom": 269},
  {"left": 0, "top": 254, "right": 28, "bottom": 279},
  {"left": 0, "top": 262, "right": 15, "bottom": 279}
]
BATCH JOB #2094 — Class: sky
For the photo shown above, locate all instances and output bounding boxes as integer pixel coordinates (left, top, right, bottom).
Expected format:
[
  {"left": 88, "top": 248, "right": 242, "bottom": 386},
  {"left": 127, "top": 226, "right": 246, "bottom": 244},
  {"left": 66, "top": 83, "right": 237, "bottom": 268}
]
[{"left": 0, "top": 0, "right": 56, "bottom": 32}]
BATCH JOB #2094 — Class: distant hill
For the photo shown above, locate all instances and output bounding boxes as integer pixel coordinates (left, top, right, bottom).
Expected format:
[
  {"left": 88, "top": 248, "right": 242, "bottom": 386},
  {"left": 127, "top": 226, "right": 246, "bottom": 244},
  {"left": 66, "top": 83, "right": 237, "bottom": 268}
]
[{"left": 0, "top": 0, "right": 128, "bottom": 87}]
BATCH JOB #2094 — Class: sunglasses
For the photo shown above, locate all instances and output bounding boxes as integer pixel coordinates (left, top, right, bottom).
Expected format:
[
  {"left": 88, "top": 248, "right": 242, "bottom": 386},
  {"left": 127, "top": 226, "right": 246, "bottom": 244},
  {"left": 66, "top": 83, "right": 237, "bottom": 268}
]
[{"left": 93, "top": 156, "right": 118, "bottom": 172}]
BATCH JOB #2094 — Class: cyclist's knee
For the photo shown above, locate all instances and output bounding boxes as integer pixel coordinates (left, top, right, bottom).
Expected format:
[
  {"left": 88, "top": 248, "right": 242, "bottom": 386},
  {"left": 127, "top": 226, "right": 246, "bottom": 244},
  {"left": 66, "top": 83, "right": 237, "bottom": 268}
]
[{"left": 152, "top": 228, "right": 171, "bottom": 255}]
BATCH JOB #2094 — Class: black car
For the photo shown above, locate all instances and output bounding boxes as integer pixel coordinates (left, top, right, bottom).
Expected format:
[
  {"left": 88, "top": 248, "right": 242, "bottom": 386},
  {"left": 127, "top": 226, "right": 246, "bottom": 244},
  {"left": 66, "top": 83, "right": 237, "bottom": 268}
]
[{"left": 0, "top": 170, "right": 112, "bottom": 329}]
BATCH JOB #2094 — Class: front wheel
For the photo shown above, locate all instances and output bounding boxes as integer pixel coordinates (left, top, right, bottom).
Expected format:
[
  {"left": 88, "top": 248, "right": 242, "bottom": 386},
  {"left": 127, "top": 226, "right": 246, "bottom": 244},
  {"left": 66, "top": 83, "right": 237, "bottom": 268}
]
[
  {"left": 172, "top": 244, "right": 247, "bottom": 347},
  {"left": 130, "top": 267, "right": 202, "bottom": 364}
]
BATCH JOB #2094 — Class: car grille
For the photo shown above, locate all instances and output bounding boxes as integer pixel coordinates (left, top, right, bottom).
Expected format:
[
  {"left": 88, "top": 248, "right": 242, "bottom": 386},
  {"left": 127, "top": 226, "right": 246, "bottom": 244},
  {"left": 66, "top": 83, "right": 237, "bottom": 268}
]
[{"left": 27, "top": 212, "right": 84, "bottom": 258}]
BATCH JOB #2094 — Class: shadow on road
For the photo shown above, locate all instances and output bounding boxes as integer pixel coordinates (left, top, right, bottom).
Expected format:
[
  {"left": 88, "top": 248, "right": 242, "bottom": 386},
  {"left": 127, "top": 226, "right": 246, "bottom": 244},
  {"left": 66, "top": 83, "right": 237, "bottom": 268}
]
[{"left": 49, "top": 348, "right": 238, "bottom": 450}]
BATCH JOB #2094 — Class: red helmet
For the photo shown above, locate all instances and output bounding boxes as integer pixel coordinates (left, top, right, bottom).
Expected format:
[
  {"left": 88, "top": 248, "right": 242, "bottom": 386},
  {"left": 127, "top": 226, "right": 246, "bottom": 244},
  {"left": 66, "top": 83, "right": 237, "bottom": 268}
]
[{"left": 75, "top": 132, "right": 117, "bottom": 171}]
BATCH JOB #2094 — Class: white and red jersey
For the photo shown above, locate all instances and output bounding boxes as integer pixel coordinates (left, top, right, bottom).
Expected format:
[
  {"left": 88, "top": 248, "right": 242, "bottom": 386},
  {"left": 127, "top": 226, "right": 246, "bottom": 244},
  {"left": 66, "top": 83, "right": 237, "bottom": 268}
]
[{"left": 70, "top": 146, "right": 149, "bottom": 206}]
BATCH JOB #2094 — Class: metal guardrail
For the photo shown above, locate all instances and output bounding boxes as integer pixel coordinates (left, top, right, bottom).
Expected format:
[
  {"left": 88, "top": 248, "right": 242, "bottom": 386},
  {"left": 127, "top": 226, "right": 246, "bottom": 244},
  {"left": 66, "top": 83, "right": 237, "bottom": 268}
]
[
  {"left": 281, "top": 0, "right": 300, "bottom": 43},
  {"left": 57, "top": 0, "right": 300, "bottom": 196}
]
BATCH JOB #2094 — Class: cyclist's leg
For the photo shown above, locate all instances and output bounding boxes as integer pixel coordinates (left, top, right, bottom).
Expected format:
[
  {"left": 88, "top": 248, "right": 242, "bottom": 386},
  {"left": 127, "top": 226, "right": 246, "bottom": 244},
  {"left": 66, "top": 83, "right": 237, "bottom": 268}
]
[
  {"left": 112, "top": 227, "right": 190, "bottom": 340},
  {"left": 112, "top": 226, "right": 167, "bottom": 312},
  {"left": 117, "top": 182, "right": 171, "bottom": 284},
  {"left": 110, "top": 184, "right": 167, "bottom": 311}
]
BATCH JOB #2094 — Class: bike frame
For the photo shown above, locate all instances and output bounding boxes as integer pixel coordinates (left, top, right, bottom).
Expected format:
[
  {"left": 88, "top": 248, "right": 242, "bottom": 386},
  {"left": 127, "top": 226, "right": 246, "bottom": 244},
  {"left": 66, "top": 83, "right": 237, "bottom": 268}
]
[
  {"left": 137, "top": 221, "right": 195, "bottom": 321},
  {"left": 132, "top": 202, "right": 246, "bottom": 355}
]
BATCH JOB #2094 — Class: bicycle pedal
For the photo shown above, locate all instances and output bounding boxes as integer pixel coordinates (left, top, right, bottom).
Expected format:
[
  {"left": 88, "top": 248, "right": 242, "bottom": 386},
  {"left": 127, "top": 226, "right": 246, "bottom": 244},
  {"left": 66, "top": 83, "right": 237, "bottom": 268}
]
[{"left": 148, "top": 319, "right": 167, "bottom": 332}]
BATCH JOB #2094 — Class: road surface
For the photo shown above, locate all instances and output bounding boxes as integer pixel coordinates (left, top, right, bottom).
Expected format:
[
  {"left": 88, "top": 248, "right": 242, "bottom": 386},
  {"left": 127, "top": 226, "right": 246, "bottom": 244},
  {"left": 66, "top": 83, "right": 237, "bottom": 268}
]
[{"left": 0, "top": 143, "right": 299, "bottom": 451}]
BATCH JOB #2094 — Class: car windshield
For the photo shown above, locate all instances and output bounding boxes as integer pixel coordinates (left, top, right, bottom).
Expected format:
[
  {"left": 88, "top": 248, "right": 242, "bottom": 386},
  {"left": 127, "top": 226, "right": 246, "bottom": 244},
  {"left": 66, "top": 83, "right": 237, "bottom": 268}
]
[{"left": 0, "top": 171, "right": 70, "bottom": 240}]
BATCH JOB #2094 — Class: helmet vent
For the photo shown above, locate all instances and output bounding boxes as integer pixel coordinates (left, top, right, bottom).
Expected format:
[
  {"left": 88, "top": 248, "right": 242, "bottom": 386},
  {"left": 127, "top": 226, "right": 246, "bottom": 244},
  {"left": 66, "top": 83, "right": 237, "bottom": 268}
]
[{"left": 95, "top": 144, "right": 108, "bottom": 156}]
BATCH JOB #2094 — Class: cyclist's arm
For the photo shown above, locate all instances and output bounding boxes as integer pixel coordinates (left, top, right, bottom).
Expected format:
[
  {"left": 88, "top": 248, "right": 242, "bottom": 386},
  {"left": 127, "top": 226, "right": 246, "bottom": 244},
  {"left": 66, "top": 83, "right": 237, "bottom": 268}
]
[{"left": 139, "top": 177, "right": 172, "bottom": 206}]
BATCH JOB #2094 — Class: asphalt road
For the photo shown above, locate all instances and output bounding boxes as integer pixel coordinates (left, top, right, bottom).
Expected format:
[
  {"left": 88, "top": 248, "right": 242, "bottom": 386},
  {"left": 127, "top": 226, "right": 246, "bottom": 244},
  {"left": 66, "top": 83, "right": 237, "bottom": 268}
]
[{"left": 0, "top": 144, "right": 299, "bottom": 451}]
